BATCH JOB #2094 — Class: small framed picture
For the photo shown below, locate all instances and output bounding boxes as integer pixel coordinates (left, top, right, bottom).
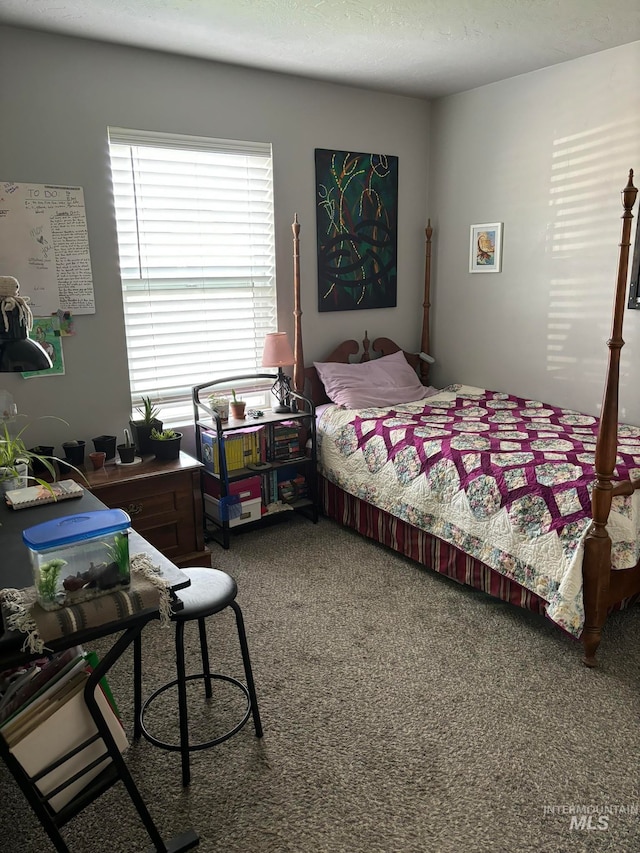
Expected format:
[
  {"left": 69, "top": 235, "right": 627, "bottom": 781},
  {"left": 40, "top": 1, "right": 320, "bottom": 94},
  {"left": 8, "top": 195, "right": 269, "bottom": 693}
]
[{"left": 469, "top": 222, "right": 503, "bottom": 273}]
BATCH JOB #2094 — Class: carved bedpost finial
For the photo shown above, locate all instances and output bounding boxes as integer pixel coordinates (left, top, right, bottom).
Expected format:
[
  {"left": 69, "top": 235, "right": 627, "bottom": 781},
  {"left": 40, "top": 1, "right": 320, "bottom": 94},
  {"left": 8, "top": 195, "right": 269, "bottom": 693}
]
[
  {"left": 362, "top": 331, "right": 370, "bottom": 362},
  {"left": 622, "top": 170, "right": 637, "bottom": 214}
]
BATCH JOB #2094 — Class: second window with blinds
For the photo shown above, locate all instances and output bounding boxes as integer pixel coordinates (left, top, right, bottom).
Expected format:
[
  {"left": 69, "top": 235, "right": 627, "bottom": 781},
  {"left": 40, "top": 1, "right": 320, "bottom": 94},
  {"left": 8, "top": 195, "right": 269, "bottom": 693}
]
[{"left": 108, "top": 128, "right": 277, "bottom": 426}]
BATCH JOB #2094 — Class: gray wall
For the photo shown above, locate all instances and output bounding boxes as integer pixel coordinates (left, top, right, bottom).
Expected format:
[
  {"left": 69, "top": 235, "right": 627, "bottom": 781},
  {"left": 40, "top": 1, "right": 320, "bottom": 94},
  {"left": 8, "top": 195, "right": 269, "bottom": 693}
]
[
  {"left": 2, "top": 27, "right": 639, "bottom": 454},
  {"left": 429, "top": 41, "right": 640, "bottom": 422},
  {"left": 0, "top": 26, "right": 430, "bottom": 449}
]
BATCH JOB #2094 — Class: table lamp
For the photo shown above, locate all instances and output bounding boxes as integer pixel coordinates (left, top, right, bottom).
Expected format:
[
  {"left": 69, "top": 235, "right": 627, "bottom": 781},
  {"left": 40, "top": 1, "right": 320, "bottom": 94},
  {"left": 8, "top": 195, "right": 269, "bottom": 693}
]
[
  {"left": 261, "top": 332, "right": 295, "bottom": 413},
  {"left": 0, "top": 276, "right": 53, "bottom": 372}
]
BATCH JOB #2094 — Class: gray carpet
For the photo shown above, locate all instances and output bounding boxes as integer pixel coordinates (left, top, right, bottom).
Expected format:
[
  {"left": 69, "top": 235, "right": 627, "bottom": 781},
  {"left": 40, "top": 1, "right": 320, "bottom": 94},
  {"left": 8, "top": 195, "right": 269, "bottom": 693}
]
[{"left": 2, "top": 515, "right": 639, "bottom": 853}]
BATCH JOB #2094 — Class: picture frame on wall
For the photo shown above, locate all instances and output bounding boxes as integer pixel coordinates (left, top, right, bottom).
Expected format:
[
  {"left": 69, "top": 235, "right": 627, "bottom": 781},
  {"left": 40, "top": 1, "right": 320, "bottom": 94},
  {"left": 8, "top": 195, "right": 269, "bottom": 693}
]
[
  {"left": 469, "top": 222, "right": 503, "bottom": 273},
  {"left": 314, "top": 148, "right": 398, "bottom": 311}
]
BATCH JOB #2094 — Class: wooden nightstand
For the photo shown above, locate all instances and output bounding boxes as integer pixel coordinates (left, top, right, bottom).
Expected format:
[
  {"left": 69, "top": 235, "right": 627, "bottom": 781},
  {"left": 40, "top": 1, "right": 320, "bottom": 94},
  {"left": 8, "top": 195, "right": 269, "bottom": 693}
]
[{"left": 73, "top": 452, "right": 208, "bottom": 568}]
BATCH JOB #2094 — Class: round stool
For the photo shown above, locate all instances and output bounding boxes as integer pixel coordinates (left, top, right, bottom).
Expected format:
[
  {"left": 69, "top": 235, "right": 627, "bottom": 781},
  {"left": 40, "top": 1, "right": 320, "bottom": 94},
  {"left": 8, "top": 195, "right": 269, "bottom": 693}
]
[{"left": 135, "top": 567, "right": 263, "bottom": 787}]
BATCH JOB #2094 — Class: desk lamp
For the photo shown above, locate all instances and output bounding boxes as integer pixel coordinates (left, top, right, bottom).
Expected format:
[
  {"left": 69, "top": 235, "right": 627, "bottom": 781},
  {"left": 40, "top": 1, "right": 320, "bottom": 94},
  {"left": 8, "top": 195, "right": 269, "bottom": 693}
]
[
  {"left": 0, "top": 276, "right": 52, "bottom": 372},
  {"left": 261, "top": 332, "right": 295, "bottom": 413}
]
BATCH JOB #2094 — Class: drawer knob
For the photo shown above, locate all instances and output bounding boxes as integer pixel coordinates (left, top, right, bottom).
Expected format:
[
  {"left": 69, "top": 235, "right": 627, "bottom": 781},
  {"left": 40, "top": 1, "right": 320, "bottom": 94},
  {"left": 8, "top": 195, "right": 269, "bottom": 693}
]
[{"left": 126, "top": 502, "right": 143, "bottom": 516}]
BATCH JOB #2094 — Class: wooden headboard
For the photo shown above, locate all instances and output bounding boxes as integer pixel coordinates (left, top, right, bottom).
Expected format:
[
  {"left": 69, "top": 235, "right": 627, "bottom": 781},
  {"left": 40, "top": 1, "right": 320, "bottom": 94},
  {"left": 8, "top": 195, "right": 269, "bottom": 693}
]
[{"left": 291, "top": 216, "right": 433, "bottom": 406}]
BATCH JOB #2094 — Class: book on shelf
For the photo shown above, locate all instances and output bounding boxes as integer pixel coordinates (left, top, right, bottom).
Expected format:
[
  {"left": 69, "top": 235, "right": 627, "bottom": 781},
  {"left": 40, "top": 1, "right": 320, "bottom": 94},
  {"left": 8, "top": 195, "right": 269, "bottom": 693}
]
[
  {"left": 4, "top": 479, "right": 84, "bottom": 510},
  {"left": 201, "top": 427, "right": 262, "bottom": 474},
  {"left": 266, "top": 423, "right": 303, "bottom": 462}
]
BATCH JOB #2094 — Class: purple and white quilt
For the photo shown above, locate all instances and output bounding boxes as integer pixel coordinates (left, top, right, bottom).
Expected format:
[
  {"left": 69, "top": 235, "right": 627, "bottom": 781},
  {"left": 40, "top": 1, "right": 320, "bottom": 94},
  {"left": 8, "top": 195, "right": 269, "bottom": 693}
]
[{"left": 317, "top": 384, "right": 640, "bottom": 636}]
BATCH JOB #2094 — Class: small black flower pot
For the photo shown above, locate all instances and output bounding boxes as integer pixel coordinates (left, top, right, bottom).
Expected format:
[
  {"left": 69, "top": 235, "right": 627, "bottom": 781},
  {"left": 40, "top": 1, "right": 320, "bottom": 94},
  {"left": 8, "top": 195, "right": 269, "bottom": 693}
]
[
  {"left": 92, "top": 434, "right": 117, "bottom": 460},
  {"left": 62, "top": 440, "right": 86, "bottom": 467},
  {"left": 117, "top": 444, "right": 137, "bottom": 464},
  {"left": 29, "top": 446, "right": 55, "bottom": 476},
  {"left": 150, "top": 434, "right": 182, "bottom": 461}
]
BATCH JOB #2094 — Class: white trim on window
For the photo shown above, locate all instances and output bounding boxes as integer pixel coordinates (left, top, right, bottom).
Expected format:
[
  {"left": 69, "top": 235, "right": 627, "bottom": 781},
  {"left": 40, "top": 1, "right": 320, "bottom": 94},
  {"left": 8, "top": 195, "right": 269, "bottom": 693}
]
[{"left": 108, "top": 127, "right": 276, "bottom": 426}]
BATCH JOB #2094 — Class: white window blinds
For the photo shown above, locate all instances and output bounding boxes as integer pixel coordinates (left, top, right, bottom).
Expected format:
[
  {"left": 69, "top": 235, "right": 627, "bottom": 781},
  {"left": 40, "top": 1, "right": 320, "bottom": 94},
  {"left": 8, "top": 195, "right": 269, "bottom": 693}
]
[{"left": 107, "top": 128, "right": 276, "bottom": 425}]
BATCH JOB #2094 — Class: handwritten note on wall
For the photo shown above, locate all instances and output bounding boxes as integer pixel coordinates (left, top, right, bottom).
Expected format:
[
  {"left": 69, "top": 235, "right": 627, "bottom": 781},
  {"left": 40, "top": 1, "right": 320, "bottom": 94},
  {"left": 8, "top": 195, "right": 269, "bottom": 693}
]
[{"left": 0, "top": 181, "right": 95, "bottom": 315}]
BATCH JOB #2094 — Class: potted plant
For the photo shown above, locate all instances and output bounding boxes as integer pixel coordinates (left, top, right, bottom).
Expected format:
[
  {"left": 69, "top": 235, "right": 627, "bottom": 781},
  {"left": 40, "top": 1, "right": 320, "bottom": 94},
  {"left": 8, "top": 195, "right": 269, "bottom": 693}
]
[
  {"left": 149, "top": 427, "right": 182, "bottom": 461},
  {"left": 229, "top": 389, "right": 246, "bottom": 420},
  {"left": 61, "top": 439, "right": 86, "bottom": 467},
  {"left": 208, "top": 392, "right": 229, "bottom": 423},
  {"left": 129, "top": 396, "right": 163, "bottom": 456},
  {"left": 92, "top": 434, "right": 117, "bottom": 460},
  {"left": 117, "top": 428, "right": 137, "bottom": 464},
  {"left": 0, "top": 419, "right": 78, "bottom": 496}
]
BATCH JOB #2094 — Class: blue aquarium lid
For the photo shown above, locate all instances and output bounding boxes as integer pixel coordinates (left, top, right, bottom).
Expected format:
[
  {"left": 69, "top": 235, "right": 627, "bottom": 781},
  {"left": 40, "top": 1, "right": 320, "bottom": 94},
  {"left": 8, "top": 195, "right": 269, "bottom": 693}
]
[{"left": 22, "top": 509, "right": 131, "bottom": 551}]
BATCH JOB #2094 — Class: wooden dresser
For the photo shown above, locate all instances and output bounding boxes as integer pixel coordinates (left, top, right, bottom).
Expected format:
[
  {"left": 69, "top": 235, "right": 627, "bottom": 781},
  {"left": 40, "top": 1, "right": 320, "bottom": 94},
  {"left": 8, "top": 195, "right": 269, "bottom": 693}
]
[{"left": 72, "top": 452, "right": 208, "bottom": 568}]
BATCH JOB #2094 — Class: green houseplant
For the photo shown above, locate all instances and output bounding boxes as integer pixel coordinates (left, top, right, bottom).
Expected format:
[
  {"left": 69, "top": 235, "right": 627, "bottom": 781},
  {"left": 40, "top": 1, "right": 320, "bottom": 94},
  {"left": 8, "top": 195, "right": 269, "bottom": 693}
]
[
  {"left": 117, "top": 428, "right": 136, "bottom": 464},
  {"left": 208, "top": 392, "right": 229, "bottom": 423},
  {"left": 129, "top": 395, "right": 163, "bottom": 456},
  {"left": 149, "top": 427, "right": 182, "bottom": 461},
  {"left": 0, "top": 419, "right": 62, "bottom": 495}
]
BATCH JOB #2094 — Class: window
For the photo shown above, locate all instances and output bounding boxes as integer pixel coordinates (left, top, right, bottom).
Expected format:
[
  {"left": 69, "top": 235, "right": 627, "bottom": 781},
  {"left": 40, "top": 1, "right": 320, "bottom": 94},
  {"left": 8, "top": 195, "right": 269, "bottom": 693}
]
[{"left": 108, "top": 128, "right": 277, "bottom": 425}]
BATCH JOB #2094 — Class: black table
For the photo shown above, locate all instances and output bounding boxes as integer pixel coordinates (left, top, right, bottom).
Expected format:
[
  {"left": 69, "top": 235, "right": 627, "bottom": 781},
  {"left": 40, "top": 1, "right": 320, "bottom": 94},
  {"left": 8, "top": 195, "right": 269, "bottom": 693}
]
[{"left": 0, "top": 489, "right": 200, "bottom": 852}]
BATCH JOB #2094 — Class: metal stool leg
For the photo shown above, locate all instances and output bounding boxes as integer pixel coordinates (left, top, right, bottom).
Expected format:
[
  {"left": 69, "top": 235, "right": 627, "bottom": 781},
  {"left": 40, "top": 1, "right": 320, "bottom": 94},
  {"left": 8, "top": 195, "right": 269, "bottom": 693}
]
[
  {"left": 230, "top": 601, "right": 263, "bottom": 738},
  {"left": 197, "top": 617, "right": 212, "bottom": 698},
  {"left": 133, "top": 630, "right": 143, "bottom": 740},
  {"left": 174, "top": 620, "right": 191, "bottom": 787}
]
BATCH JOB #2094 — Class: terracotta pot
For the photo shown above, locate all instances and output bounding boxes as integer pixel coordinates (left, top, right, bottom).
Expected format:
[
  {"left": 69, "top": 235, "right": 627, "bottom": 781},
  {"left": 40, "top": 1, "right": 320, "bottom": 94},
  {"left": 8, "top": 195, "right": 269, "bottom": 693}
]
[
  {"left": 230, "top": 401, "right": 246, "bottom": 420},
  {"left": 89, "top": 451, "right": 106, "bottom": 470}
]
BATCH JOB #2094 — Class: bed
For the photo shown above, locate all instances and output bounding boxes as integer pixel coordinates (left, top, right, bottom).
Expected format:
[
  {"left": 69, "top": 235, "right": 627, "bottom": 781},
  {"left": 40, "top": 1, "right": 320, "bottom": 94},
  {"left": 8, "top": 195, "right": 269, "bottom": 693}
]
[{"left": 289, "top": 172, "right": 640, "bottom": 666}]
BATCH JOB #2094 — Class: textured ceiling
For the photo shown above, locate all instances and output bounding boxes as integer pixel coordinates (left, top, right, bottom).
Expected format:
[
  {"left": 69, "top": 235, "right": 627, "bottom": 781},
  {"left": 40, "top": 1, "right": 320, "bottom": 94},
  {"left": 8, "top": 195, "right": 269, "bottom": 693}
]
[{"left": 2, "top": 0, "right": 639, "bottom": 98}]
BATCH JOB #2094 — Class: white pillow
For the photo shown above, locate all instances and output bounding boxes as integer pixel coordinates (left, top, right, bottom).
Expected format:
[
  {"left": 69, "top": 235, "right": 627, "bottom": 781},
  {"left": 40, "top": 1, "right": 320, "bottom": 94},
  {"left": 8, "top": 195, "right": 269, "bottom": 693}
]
[{"left": 313, "top": 349, "right": 434, "bottom": 409}]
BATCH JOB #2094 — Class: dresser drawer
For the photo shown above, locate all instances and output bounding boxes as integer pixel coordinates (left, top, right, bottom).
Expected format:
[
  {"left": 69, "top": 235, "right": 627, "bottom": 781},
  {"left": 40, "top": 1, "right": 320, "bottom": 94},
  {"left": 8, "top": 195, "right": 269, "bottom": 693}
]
[
  {"left": 95, "top": 473, "right": 190, "bottom": 525},
  {"left": 84, "top": 458, "right": 207, "bottom": 568}
]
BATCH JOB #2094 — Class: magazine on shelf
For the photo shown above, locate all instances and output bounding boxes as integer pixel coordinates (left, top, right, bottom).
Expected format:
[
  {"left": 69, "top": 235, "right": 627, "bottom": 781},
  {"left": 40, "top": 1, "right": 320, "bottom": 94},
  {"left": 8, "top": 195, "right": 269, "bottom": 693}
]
[
  {"left": 7, "top": 672, "right": 128, "bottom": 812},
  {"left": 0, "top": 647, "right": 128, "bottom": 813}
]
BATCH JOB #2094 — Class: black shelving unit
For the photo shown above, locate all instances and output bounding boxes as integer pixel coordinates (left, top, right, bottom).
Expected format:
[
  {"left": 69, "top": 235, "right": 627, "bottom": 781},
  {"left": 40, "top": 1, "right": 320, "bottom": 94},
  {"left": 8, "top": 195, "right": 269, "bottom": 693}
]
[{"left": 192, "top": 374, "right": 318, "bottom": 549}]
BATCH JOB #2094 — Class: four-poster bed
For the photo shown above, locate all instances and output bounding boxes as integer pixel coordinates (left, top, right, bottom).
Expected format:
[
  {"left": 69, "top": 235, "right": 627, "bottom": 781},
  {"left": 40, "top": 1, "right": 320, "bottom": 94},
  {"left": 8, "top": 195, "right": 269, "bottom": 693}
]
[{"left": 290, "top": 170, "right": 640, "bottom": 666}]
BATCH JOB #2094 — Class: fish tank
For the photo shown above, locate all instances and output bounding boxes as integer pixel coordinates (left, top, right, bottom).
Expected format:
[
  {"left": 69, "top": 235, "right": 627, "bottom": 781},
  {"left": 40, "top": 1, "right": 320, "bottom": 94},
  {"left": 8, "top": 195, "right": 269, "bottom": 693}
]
[{"left": 23, "top": 509, "right": 132, "bottom": 611}]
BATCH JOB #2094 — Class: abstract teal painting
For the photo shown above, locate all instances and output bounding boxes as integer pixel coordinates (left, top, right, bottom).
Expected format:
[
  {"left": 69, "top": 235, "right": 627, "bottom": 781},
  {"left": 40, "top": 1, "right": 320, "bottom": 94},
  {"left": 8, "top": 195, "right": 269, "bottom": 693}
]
[{"left": 315, "top": 149, "right": 398, "bottom": 312}]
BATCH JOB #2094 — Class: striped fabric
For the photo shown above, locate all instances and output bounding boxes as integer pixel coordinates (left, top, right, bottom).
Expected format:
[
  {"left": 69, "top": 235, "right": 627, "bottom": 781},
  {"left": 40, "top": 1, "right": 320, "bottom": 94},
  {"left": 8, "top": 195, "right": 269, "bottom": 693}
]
[
  {"left": 319, "top": 475, "right": 638, "bottom": 631},
  {"left": 320, "top": 473, "right": 555, "bottom": 622}
]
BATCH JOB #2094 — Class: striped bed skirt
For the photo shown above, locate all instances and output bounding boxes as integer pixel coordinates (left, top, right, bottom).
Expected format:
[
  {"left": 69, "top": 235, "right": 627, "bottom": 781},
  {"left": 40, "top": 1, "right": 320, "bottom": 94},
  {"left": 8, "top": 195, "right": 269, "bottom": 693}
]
[
  {"left": 319, "top": 474, "right": 551, "bottom": 619},
  {"left": 319, "top": 476, "right": 638, "bottom": 637}
]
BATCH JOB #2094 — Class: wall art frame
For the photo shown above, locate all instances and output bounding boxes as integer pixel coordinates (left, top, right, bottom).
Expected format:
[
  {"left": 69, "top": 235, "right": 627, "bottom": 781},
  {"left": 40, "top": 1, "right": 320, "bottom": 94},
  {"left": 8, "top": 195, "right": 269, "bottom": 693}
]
[
  {"left": 469, "top": 222, "right": 503, "bottom": 273},
  {"left": 315, "top": 148, "right": 398, "bottom": 311}
]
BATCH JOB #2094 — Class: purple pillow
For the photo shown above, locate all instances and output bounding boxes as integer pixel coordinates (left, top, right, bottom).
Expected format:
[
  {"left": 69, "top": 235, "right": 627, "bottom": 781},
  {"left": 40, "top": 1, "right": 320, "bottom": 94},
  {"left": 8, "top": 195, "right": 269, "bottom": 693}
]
[{"left": 314, "top": 349, "right": 435, "bottom": 409}]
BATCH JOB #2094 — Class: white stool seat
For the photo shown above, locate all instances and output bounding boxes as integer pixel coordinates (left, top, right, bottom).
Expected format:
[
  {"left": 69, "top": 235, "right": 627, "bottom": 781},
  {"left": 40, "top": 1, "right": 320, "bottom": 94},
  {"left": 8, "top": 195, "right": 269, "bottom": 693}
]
[{"left": 174, "top": 567, "right": 236, "bottom": 618}]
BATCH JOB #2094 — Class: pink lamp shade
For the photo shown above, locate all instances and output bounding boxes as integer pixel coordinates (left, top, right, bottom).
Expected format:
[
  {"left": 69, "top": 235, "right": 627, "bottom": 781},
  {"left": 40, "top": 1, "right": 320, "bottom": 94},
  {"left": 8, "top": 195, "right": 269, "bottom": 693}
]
[{"left": 261, "top": 332, "right": 294, "bottom": 368}]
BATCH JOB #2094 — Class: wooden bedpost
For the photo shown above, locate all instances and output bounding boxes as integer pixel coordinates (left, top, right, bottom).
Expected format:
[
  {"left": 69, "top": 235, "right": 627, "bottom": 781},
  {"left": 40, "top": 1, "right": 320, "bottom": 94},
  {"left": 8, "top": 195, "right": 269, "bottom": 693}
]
[
  {"left": 420, "top": 220, "right": 433, "bottom": 384},
  {"left": 291, "top": 214, "right": 305, "bottom": 399},
  {"left": 581, "top": 170, "right": 637, "bottom": 666}
]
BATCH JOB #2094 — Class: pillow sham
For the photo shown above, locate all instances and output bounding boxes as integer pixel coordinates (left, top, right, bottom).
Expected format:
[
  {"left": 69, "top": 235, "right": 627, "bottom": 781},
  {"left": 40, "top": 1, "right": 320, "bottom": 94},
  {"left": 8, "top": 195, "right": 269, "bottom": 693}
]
[{"left": 314, "top": 349, "right": 434, "bottom": 409}]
